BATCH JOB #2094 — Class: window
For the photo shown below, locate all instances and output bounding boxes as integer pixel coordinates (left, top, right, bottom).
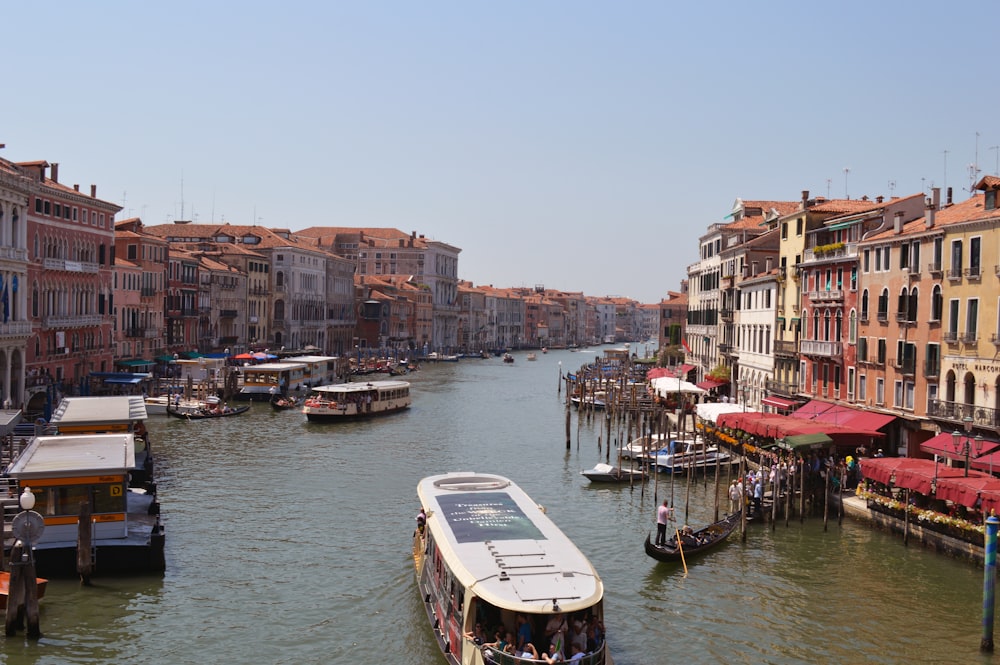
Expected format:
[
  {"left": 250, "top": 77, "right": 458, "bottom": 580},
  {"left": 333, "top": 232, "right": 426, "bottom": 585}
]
[
  {"left": 863, "top": 249, "right": 871, "bottom": 273},
  {"left": 859, "top": 373, "right": 867, "bottom": 401},
  {"left": 894, "top": 380, "right": 903, "bottom": 407},
  {"left": 857, "top": 336, "right": 868, "bottom": 363},
  {"left": 933, "top": 236, "right": 943, "bottom": 269},
  {"left": 850, "top": 267, "right": 858, "bottom": 291},
  {"left": 847, "top": 366, "right": 855, "bottom": 401},
  {"left": 967, "top": 298, "right": 979, "bottom": 338},
  {"left": 931, "top": 285, "right": 942, "bottom": 321},
  {"left": 796, "top": 217, "right": 803, "bottom": 235},
  {"left": 925, "top": 343, "right": 940, "bottom": 376},
  {"left": 781, "top": 222, "right": 788, "bottom": 239},
  {"left": 876, "top": 378, "right": 885, "bottom": 406},
  {"left": 877, "top": 338, "right": 887, "bottom": 365},
  {"left": 948, "top": 299, "right": 960, "bottom": 335},
  {"left": 970, "top": 236, "right": 982, "bottom": 276},
  {"left": 861, "top": 290, "right": 869, "bottom": 321},
  {"left": 849, "top": 310, "right": 857, "bottom": 343},
  {"left": 877, "top": 289, "right": 889, "bottom": 320},
  {"left": 905, "top": 381, "right": 915, "bottom": 410},
  {"left": 951, "top": 239, "right": 963, "bottom": 276}
]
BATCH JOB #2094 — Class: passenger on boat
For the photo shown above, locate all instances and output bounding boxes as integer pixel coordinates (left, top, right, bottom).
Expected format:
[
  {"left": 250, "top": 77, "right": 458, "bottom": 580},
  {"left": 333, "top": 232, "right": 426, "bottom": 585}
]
[
  {"left": 516, "top": 614, "right": 532, "bottom": 650},
  {"left": 542, "top": 642, "right": 564, "bottom": 663},
  {"left": 518, "top": 642, "right": 539, "bottom": 660},
  {"left": 655, "top": 500, "right": 674, "bottom": 546},
  {"left": 415, "top": 507, "right": 426, "bottom": 534},
  {"left": 568, "top": 644, "right": 586, "bottom": 661},
  {"left": 544, "top": 613, "right": 568, "bottom": 656},
  {"left": 464, "top": 622, "right": 488, "bottom": 645}
]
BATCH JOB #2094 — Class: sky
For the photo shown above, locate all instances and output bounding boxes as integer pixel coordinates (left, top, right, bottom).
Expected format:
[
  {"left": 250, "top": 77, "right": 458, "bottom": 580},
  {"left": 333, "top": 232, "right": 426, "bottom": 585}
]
[{"left": 5, "top": 2, "right": 999, "bottom": 304}]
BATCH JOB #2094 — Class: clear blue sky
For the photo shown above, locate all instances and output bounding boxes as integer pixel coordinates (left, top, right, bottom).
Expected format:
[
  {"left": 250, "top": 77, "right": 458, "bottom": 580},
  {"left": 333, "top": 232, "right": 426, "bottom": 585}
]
[{"left": 5, "top": 2, "right": 998, "bottom": 303}]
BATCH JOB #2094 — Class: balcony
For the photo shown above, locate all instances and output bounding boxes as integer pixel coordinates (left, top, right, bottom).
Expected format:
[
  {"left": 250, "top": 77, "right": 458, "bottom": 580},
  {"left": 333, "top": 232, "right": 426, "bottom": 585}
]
[
  {"left": 960, "top": 331, "right": 978, "bottom": 344},
  {"left": 0, "top": 321, "right": 32, "bottom": 340},
  {"left": 892, "top": 357, "right": 916, "bottom": 376},
  {"left": 895, "top": 313, "right": 915, "bottom": 325},
  {"left": 928, "top": 400, "right": 1000, "bottom": 431},
  {"left": 720, "top": 308, "right": 733, "bottom": 322},
  {"left": 42, "top": 257, "right": 99, "bottom": 273},
  {"left": 123, "top": 328, "right": 143, "bottom": 338},
  {"left": 765, "top": 379, "right": 800, "bottom": 397},
  {"left": 965, "top": 265, "right": 982, "bottom": 281},
  {"left": 944, "top": 331, "right": 959, "bottom": 344},
  {"left": 810, "top": 290, "right": 844, "bottom": 303},
  {"left": 774, "top": 339, "right": 797, "bottom": 357},
  {"left": 876, "top": 312, "right": 888, "bottom": 323},
  {"left": 800, "top": 340, "right": 841, "bottom": 357},
  {"left": 803, "top": 242, "right": 858, "bottom": 263},
  {"left": 992, "top": 333, "right": 1000, "bottom": 346},
  {"left": 928, "top": 261, "right": 943, "bottom": 277},
  {"left": 141, "top": 287, "right": 158, "bottom": 297},
  {"left": 947, "top": 268, "right": 963, "bottom": 282},
  {"left": 859, "top": 312, "right": 869, "bottom": 323},
  {"left": 719, "top": 343, "right": 735, "bottom": 355},
  {"left": 220, "top": 309, "right": 238, "bottom": 319},
  {"left": 42, "top": 314, "right": 104, "bottom": 329}
]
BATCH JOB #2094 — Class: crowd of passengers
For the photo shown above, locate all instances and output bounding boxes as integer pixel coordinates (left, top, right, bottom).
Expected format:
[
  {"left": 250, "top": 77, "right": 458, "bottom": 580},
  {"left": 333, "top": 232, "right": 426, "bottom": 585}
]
[{"left": 468, "top": 610, "right": 605, "bottom": 663}]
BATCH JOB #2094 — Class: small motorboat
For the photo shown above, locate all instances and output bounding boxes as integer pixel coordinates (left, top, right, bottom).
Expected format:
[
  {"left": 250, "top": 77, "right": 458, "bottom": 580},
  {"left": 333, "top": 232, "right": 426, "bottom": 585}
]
[
  {"left": 526, "top": 353, "right": 537, "bottom": 361},
  {"left": 644, "top": 512, "right": 740, "bottom": 562},
  {"left": 503, "top": 353, "right": 515, "bottom": 364},
  {"left": 269, "top": 394, "right": 301, "bottom": 411},
  {"left": 581, "top": 463, "right": 645, "bottom": 483},
  {"left": 167, "top": 404, "right": 250, "bottom": 420},
  {"left": 0, "top": 571, "right": 48, "bottom": 610}
]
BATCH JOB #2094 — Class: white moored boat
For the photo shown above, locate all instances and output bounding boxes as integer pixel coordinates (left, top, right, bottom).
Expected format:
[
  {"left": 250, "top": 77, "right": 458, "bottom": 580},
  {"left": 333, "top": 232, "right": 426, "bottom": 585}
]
[
  {"left": 414, "top": 472, "right": 609, "bottom": 664},
  {"left": 646, "top": 439, "right": 733, "bottom": 474},
  {"left": 301, "top": 380, "right": 411, "bottom": 421}
]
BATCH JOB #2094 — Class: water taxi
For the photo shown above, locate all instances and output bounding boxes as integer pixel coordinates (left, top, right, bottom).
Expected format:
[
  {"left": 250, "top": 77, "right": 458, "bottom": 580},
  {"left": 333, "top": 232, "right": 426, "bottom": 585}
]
[
  {"left": 414, "top": 472, "right": 608, "bottom": 664},
  {"left": 301, "top": 380, "right": 411, "bottom": 421}
]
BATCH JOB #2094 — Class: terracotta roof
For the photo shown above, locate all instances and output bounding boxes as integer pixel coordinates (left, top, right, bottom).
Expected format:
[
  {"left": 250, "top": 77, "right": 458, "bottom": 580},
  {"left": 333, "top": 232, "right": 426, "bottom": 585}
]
[{"left": 863, "top": 193, "right": 1000, "bottom": 242}]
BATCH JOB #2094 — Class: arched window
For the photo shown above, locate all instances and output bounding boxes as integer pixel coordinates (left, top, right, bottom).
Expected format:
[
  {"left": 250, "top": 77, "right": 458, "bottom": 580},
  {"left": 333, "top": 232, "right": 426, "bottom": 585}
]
[
  {"left": 849, "top": 309, "right": 857, "bottom": 343},
  {"left": 861, "top": 290, "right": 869, "bottom": 320},
  {"left": 908, "top": 288, "right": 918, "bottom": 322},
  {"left": 931, "top": 285, "right": 943, "bottom": 321},
  {"left": 964, "top": 372, "right": 976, "bottom": 406},
  {"left": 877, "top": 288, "right": 889, "bottom": 320},
  {"left": 946, "top": 370, "right": 956, "bottom": 403}
]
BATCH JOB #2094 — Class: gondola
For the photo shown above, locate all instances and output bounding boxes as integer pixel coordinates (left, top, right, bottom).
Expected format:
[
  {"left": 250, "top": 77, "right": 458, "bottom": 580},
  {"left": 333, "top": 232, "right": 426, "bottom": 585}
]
[
  {"left": 644, "top": 511, "right": 740, "bottom": 562},
  {"left": 166, "top": 405, "right": 250, "bottom": 420},
  {"left": 269, "top": 394, "right": 300, "bottom": 411}
]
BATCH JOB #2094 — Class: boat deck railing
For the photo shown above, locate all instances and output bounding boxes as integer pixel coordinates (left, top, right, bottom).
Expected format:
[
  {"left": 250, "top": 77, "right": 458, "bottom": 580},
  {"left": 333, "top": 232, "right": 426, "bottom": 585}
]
[{"left": 482, "top": 641, "right": 607, "bottom": 665}]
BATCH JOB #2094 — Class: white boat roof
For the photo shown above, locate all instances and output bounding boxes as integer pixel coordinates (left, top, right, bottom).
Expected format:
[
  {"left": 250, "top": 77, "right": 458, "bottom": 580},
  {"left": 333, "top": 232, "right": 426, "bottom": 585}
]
[
  {"left": 312, "top": 380, "right": 409, "bottom": 394},
  {"left": 282, "top": 355, "right": 338, "bottom": 364},
  {"left": 242, "top": 362, "right": 307, "bottom": 371},
  {"left": 8, "top": 433, "right": 136, "bottom": 479},
  {"left": 49, "top": 395, "right": 147, "bottom": 425},
  {"left": 417, "top": 472, "right": 603, "bottom": 614}
]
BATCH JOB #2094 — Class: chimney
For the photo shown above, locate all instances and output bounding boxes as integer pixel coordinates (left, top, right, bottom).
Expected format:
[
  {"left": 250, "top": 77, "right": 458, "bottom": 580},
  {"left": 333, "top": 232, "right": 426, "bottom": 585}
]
[
  {"left": 947, "top": 187, "right": 953, "bottom": 206},
  {"left": 876, "top": 195, "right": 884, "bottom": 203},
  {"left": 893, "top": 211, "right": 904, "bottom": 235},
  {"left": 73, "top": 184, "right": 79, "bottom": 192},
  {"left": 925, "top": 187, "right": 939, "bottom": 229},
  {"left": 801, "top": 190, "right": 810, "bottom": 210},
  {"left": 765, "top": 257, "right": 773, "bottom": 272},
  {"left": 50, "top": 163, "right": 59, "bottom": 183},
  {"left": 90, "top": 184, "right": 97, "bottom": 198}
]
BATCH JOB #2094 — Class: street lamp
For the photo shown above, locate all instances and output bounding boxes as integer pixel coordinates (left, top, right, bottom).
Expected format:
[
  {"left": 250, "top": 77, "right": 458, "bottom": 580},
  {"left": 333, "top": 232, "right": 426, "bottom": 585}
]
[
  {"left": 741, "top": 385, "right": 750, "bottom": 413},
  {"left": 952, "top": 416, "right": 985, "bottom": 477}
]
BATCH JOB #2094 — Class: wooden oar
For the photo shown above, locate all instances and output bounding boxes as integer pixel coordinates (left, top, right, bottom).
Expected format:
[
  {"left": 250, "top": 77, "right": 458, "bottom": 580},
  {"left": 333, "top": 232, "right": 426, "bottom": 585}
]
[{"left": 675, "top": 528, "right": 688, "bottom": 576}]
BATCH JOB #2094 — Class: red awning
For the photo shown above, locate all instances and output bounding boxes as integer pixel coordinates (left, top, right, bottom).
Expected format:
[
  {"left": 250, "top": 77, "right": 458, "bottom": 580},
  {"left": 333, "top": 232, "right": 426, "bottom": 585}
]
[
  {"left": 972, "top": 450, "right": 1000, "bottom": 473},
  {"left": 936, "top": 475, "right": 1000, "bottom": 509},
  {"left": 790, "top": 400, "right": 837, "bottom": 419},
  {"left": 919, "top": 431, "right": 1000, "bottom": 462},
  {"left": 839, "top": 410, "right": 895, "bottom": 431},
  {"left": 761, "top": 396, "right": 797, "bottom": 410},
  {"left": 678, "top": 364, "right": 695, "bottom": 375},
  {"left": 860, "top": 457, "right": 929, "bottom": 486},
  {"left": 893, "top": 462, "right": 972, "bottom": 495},
  {"left": 696, "top": 378, "right": 728, "bottom": 391}
]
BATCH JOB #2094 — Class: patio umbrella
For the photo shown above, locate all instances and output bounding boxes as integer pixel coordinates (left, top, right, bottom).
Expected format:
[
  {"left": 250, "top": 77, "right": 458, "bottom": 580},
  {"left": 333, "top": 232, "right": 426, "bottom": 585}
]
[{"left": 234, "top": 353, "right": 255, "bottom": 360}]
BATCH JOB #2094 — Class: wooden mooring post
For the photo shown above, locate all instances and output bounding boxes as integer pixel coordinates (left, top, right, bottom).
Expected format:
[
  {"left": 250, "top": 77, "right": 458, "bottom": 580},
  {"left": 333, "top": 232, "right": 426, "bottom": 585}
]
[
  {"left": 78, "top": 500, "right": 94, "bottom": 584},
  {"left": 5, "top": 540, "right": 41, "bottom": 638}
]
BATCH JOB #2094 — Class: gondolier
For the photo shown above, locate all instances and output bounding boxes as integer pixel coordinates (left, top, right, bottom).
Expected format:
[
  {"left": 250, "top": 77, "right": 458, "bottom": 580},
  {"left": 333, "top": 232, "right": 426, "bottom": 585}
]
[{"left": 655, "top": 500, "right": 674, "bottom": 546}]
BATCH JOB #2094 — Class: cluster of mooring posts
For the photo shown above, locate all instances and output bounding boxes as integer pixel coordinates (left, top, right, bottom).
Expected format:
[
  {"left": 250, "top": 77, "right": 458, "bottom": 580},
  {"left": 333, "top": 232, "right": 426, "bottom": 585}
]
[{"left": 562, "top": 353, "right": 1000, "bottom": 653}]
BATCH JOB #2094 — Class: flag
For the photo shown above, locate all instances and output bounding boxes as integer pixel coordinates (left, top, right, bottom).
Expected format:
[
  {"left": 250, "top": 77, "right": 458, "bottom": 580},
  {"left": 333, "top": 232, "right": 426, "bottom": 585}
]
[{"left": 681, "top": 338, "right": 691, "bottom": 353}]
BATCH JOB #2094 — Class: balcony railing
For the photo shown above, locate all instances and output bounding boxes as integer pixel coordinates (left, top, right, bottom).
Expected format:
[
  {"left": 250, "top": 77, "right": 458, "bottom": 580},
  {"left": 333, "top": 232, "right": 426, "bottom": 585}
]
[
  {"left": 720, "top": 308, "right": 733, "bottom": 321},
  {"left": 800, "top": 340, "right": 841, "bottom": 357},
  {"left": 960, "top": 331, "right": 978, "bottom": 344},
  {"left": 943, "top": 331, "right": 959, "bottom": 343},
  {"left": 892, "top": 358, "right": 916, "bottom": 375},
  {"left": 876, "top": 312, "right": 889, "bottom": 323},
  {"left": 928, "top": 261, "right": 943, "bottom": 276},
  {"left": 765, "top": 379, "right": 799, "bottom": 397},
  {"left": 220, "top": 309, "right": 238, "bottom": 318},
  {"left": 810, "top": 290, "right": 843, "bottom": 302},
  {"left": 141, "top": 287, "right": 158, "bottom": 297},
  {"left": 928, "top": 400, "right": 1000, "bottom": 430},
  {"left": 42, "top": 314, "right": 104, "bottom": 329},
  {"left": 42, "top": 257, "right": 99, "bottom": 273},
  {"left": 992, "top": 333, "right": 1000, "bottom": 346},
  {"left": 947, "top": 269, "right": 963, "bottom": 282},
  {"left": 774, "top": 340, "right": 797, "bottom": 357},
  {"left": 895, "top": 312, "right": 915, "bottom": 324},
  {"left": 965, "top": 265, "right": 982, "bottom": 280}
]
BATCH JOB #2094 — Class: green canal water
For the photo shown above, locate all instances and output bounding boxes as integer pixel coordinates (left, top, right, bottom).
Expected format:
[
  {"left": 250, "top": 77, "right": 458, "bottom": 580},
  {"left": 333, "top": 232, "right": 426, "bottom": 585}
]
[{"left": 0, "top": 348, "right": 991, "bottom": 664}]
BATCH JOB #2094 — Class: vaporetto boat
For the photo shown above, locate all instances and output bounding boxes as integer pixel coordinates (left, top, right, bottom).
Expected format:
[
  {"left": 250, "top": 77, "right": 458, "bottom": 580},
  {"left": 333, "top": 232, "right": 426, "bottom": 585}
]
[
  {"left": 414, "top": 472, "right": 608, "bottom": 665},
  {"left": 301, "top": 380, "right": 411, "bottom": 421}
]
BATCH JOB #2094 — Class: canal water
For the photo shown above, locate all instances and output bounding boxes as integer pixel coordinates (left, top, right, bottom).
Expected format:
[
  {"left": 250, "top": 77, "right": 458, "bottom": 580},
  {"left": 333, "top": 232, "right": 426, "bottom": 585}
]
[{"left": 0, "top": 348, "right": 991, "bottom": 664}]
